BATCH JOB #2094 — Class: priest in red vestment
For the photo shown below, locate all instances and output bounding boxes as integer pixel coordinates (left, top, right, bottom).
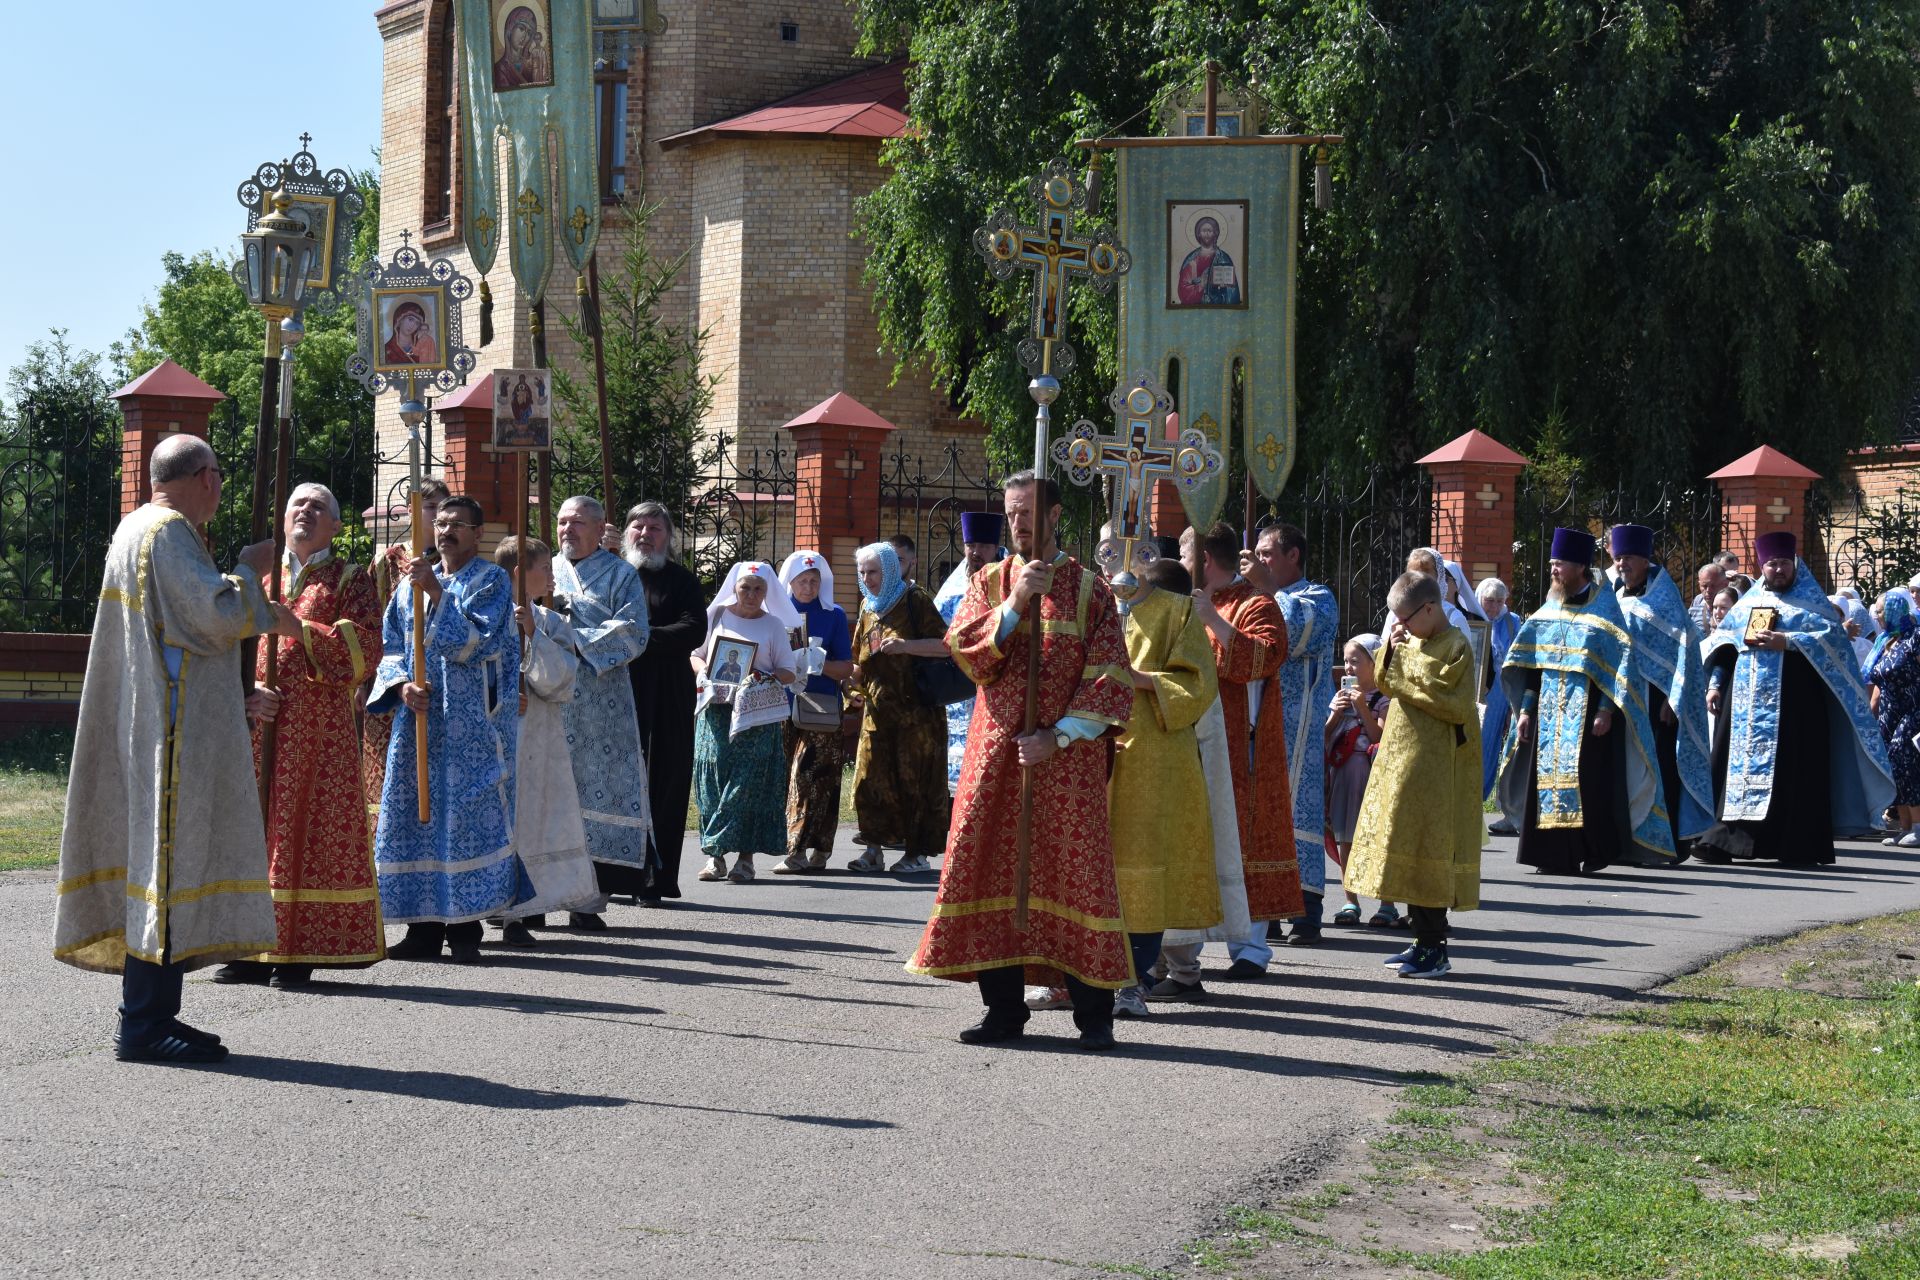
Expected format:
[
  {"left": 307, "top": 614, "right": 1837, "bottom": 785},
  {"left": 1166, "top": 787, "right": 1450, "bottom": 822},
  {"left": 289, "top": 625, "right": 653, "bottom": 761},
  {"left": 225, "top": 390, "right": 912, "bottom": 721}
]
[
  {"left": 1195, "top": 522, "right": 1303, "bottom": 979},
  {"left": 220, "top": 483, "right": 385, "bottom": 988},
  {"left": 908, "top": 472, "right": 1136, "bottom": 1050}
]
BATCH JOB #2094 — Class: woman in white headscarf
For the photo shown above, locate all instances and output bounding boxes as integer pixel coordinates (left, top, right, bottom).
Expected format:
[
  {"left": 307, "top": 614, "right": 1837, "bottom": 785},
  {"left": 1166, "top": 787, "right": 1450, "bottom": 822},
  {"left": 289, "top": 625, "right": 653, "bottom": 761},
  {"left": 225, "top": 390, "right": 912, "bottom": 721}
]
[
  {"left": 692, "top": 562, "right": 800, "bottom": 884},
  {"left": 846, "top": 541, "right": 951, "bottom": 874},
  {"left": 1383, "top": 547, "right": 1473, "bottom": 637},
  {"left": 772, "top": 551, "right": 855, "bottom": 874}
]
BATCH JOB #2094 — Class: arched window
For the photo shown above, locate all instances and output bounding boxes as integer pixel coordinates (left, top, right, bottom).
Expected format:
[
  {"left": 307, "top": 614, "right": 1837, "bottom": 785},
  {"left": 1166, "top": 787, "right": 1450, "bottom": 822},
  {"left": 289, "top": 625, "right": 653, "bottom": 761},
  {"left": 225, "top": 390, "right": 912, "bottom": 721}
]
[{"left": 422, "top": 0, "right": 457, "bottom": 233}]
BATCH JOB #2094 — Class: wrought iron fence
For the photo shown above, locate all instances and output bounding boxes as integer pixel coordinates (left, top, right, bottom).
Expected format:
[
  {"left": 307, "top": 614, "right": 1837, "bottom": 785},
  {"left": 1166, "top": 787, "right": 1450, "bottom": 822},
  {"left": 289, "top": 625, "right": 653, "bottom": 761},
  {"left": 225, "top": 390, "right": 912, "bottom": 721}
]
[
  {"left": 1255, "top": 465, "right": 1439, "bottom": 642},
  {"left": 0, "top": 393, "right": 121, "bottom": 632},
  {"left": 1807, "top": 483, "right": 1920, "bottom": 601},
  {"left": 1512, "top": 472, "right": 1723, "bottom": 612},
  {"left": 208, "top": 398, "right": 384, "bottom": 571}
]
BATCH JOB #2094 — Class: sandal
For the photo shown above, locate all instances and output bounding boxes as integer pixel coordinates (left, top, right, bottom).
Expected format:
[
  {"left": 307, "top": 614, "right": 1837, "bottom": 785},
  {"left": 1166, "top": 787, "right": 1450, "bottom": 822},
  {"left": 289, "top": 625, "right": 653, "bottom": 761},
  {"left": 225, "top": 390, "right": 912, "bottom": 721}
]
[
  {"left": 1368, "top": 906, "right": 1402, "bottom": 929},
  {"left": 1333, "top": 904, "right": 1363, "bottom": 927}
]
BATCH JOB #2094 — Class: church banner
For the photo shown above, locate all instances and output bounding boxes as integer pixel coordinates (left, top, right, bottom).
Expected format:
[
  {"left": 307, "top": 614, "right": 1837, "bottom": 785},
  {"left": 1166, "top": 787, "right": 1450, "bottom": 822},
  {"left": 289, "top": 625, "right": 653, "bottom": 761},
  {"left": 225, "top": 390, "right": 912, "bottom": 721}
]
[
  {"left": 1117, "top": 142, "right": 1300, "bottom": 525},
  {"left": 458, "top": 0, "right": 601, "bottom": 305}
]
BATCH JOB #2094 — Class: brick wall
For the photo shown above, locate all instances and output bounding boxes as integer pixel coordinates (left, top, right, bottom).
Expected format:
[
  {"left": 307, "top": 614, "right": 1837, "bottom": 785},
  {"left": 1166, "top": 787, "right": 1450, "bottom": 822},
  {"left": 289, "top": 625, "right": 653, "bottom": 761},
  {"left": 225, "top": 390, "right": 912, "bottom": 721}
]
[
  {"left": 0, "top": 633, "right": 87, "bottom": 735},
  {"left": 1837, "top": 447, "right": 1920, "bottom": 508},
  {"left": 373, "top": 0, "right": 981, "bottom": 527}
]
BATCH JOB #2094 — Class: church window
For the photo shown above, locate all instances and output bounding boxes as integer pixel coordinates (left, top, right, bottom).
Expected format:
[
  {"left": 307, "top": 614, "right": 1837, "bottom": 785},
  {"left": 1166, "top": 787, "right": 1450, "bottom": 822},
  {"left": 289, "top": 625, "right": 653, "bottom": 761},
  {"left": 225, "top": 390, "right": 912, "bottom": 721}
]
[
  {"left": 780, "top": 21, "right": 799, "bottom": 42},
  {"left": 422, "top": 0, "right": 457, "bottom": 233},
  {"left": 595, "top": 60, "right": 631, "bottom": 201}
]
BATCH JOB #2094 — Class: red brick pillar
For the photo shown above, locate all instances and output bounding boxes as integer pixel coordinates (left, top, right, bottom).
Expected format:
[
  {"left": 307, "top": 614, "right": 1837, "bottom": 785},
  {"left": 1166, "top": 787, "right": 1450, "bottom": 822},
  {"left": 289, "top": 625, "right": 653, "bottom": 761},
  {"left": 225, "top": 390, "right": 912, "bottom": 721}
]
[
  {"left": 1708, "top": 446, "right": 1821, "bottom": 575},
  {"left": 110, "top": 360, "right": 228, "bottom": 517},
  {"left": 1712, "top": 445, "right": 1812, "bottom": 575},
  {"left": 432, "top": 374, "right": 515, "bottom": 536},
  {"left": 783, "top": 394, "right": 898, "bottom": 615},
  {"left": 1416, "top": 430, "right": 1529, "bottom": 589}
]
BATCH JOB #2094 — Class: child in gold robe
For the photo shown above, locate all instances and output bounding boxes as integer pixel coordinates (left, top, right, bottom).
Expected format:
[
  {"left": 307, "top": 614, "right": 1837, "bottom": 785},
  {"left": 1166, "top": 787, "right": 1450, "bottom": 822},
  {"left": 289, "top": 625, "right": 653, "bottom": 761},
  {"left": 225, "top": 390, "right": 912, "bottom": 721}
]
[{"left": 1346, "top": 571, "right": 1483, "bottom": 979}]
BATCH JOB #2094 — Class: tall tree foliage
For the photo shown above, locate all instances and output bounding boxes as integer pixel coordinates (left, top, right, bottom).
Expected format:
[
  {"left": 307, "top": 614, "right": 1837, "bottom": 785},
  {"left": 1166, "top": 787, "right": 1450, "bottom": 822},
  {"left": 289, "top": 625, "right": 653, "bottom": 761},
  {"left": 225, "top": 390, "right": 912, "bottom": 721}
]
[
  {"left": 550, "top": 202, "right": 734, "bottom": 581},
  {"left": 116, "top": 165, "right": 382, "bottom": 545},
  {"left": 855, "top": 1, "right": 1920, "bottom": 489}
]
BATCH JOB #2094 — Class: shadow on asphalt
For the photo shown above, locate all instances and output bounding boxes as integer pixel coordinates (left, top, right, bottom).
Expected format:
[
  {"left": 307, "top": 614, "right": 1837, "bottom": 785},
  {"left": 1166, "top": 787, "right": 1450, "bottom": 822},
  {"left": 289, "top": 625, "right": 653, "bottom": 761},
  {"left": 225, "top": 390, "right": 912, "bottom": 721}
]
[{"left": 219, "top": 1056, "right": 897, "bottom": 1128}]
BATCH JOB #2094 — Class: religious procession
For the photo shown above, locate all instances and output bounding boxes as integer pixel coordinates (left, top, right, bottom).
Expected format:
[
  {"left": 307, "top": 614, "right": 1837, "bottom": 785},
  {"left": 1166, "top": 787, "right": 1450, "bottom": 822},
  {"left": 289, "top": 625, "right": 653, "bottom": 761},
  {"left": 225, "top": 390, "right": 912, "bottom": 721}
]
[{"left": 14, "top": 2, "right": 1920, "bottom": 1274}]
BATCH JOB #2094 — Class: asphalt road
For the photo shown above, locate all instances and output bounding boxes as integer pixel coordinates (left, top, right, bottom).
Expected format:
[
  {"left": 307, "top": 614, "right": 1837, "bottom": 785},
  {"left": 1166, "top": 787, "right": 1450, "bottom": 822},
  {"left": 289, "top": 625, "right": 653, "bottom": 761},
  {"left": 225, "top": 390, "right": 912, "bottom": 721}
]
[{"left": 4, "top": 831, "right": 1918, "bottom": 1279}]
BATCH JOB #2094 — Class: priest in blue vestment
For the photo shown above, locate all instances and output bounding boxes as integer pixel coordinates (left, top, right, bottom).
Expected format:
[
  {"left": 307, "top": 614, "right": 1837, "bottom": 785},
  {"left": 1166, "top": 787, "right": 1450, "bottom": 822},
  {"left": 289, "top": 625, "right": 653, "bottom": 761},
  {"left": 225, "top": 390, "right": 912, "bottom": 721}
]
[
  {"left": 371, "top": 495, "right": 521, "bottom": 963},
  {"left": 552, "top": 496, "right": 652, "bottom": 923},
  {"left": 1697, "top": 532, "right": 1893, "bottom": 866},
  {"left": 1607, "top": 524, "right": 1716, "bottom": 855},
  {"left": 1496, "top": 527, "right": 1673, "bottom": 874},
  {"left": 1244, "top": 523, "right": 1341, "bottom": 943}
]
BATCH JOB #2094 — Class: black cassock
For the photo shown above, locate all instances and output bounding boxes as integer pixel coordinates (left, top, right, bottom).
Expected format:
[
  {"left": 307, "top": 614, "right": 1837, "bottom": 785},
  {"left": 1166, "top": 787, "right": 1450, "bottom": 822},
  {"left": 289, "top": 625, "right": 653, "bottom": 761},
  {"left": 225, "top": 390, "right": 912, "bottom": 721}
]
[
  {"left": 1512, "top": 667, "right": 1635, "bottom": 876},
  {"left": 612, "top": 558, "right": 708, "bottom": 900},
  {"left": 1696, "top": 647, "right": 1834, "bottom": 865}
]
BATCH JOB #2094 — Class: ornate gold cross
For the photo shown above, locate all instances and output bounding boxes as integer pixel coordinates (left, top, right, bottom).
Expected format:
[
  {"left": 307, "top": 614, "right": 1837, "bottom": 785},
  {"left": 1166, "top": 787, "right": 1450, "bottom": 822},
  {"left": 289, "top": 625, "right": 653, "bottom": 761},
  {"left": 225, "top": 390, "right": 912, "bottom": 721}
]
[{"left": 515, "top": 189, "right": 545, "bottom": 248}]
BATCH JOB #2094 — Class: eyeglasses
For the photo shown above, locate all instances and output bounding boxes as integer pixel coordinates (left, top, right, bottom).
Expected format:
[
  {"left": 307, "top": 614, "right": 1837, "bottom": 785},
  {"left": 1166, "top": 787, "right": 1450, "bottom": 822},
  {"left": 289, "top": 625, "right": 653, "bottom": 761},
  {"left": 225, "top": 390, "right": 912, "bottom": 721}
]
[
  {"left": 1392, "top": 601, "right": 1434, "bottom": 625},
  {"left": 433, "top": 519, "right": 477, "bottom": 531}
]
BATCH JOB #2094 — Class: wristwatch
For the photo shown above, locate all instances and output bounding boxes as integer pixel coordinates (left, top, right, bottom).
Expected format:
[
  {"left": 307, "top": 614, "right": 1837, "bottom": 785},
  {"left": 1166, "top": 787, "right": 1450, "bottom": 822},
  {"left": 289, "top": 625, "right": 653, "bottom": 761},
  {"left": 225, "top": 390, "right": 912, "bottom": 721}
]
[{"left": 1053, "top": 725, "right": 1073, "bottom": 753}]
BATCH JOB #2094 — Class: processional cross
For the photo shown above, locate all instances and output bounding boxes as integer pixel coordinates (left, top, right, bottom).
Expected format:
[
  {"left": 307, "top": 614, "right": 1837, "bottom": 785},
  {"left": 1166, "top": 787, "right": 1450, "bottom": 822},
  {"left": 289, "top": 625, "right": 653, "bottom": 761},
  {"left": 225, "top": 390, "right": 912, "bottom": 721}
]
[{"left": 1054, "top": 372, "right": 1223, "bottom": 587}]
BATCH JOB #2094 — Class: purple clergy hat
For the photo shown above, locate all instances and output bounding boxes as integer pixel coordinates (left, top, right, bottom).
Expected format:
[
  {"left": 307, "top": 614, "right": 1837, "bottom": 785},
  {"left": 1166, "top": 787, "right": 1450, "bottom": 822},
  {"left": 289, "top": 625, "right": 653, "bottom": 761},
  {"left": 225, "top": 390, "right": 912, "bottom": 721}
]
[
  {"left": 1754, "top": 530, "right": 1798, "bottom": 564},
  {"left": 960, "top": 510, "right": 1004, "bottom": 545},
  {"left": 1608, "top": 523, "right": 1655, "bottom": 559},
  {"left": 1549, "top": 527, "right": 1596, "bottom": 566}
]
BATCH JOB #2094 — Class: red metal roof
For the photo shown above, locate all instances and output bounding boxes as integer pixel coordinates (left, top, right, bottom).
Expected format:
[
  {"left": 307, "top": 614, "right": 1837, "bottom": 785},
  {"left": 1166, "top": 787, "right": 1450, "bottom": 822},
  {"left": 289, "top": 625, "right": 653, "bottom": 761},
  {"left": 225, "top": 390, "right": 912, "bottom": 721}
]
[
  {"left": 111, "top": 359, "right": 226, "bottom": 402},
  {"left": 1415, "top": 429, "right": 1527, "bottom": 468},
  {"left": 658, "top": 61, "right": 908, "bottom": 151},
  {"left": 1706, "top": 445, "right": 1821, "bottom": 481},
  {"left": 781, "top": 392, "right": 899, "bottom": 433},
  {"left": 435, "top": 372, "right": 494, "bottom": 411}
]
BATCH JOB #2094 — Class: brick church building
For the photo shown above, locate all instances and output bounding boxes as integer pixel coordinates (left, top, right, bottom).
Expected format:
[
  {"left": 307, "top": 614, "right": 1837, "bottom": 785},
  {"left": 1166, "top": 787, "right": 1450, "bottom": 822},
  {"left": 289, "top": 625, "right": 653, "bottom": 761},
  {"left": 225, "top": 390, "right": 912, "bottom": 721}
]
[{"left": 372, "top": 0, "right": 984, "bottom": 568}]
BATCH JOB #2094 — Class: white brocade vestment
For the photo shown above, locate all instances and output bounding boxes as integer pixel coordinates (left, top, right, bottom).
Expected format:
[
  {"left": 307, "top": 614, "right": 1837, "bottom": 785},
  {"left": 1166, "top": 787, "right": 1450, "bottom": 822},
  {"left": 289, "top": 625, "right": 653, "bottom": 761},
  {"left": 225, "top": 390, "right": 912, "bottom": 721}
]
[
  {"left": 55, "top": 505, "right": 279, "bottom": 973},
  {"left": 554, "top": 549, "right": 653, "bottom": 866}
]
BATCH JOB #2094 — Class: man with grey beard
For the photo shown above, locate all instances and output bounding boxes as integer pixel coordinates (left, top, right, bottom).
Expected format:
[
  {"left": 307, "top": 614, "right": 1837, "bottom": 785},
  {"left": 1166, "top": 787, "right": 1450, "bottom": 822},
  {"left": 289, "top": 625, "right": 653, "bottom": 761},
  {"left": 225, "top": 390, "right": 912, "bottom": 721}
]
[{"left": 619, "top": 502, "right": 708, "bottom": 902}]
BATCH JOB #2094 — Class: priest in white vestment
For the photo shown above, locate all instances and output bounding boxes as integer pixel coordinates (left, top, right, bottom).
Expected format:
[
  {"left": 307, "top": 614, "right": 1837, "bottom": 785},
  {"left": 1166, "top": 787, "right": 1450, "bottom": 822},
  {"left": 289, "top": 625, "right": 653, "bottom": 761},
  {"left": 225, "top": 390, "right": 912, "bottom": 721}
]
[{"left": 55, "top": 434, "right": 298, "bottom": 1064}]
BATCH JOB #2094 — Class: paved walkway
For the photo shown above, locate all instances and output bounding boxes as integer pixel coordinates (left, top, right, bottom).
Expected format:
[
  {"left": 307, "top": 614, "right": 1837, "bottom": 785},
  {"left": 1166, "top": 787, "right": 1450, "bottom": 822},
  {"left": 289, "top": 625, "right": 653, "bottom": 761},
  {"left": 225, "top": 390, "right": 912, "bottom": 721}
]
[{"left": 4, "top": 831, "right": 1918, "bottom": 1278}]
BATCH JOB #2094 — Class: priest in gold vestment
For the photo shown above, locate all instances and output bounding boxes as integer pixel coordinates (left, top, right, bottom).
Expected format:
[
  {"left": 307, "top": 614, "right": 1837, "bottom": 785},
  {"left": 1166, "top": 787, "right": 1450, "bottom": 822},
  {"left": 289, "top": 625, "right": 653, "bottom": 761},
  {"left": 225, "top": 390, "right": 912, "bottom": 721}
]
[{"left": 55, "top": 434, "right": 298, "bottom": 1064}]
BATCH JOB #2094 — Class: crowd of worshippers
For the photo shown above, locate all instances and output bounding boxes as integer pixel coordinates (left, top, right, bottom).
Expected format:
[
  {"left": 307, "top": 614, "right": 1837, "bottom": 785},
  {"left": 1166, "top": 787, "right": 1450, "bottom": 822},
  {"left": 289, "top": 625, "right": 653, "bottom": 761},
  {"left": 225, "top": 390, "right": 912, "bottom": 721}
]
[{"left": 53, "top": 435, "right": 1897, "bottom": 1062}]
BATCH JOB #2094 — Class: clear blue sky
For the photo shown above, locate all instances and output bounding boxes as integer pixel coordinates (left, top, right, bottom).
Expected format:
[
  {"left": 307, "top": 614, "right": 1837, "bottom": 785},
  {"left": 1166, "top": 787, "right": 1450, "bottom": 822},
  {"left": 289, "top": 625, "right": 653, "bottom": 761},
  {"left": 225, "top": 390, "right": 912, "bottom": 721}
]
[{"left": 0, "top": 2, "right": 382, "bottom": 386}]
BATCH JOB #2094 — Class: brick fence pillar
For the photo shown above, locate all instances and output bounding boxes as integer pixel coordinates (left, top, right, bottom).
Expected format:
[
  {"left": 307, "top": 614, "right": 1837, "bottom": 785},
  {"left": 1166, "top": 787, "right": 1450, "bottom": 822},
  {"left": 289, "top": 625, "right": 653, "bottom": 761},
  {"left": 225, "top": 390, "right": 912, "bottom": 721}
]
[
  {"left": 783, "top": 393, "right": 898, "bottom": 614},
  {"left": 1707, "top": 446, "right": 1821, "bottom": 575},
  {"left": 1416, "top": 429, "right": 1529, "bottom": 589},
  {"left": 110, "top": 360, "right": 228, "bottom": 517}
]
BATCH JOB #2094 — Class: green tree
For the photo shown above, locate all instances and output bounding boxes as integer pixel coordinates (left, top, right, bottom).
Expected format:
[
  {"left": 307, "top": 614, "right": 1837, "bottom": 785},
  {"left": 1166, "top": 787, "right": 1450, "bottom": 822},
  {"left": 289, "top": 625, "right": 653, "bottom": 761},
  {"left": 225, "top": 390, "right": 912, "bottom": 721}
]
[
  {"left": 854, "top": 1, "right": 1920, "bottom": 491},
  {"left": 0, "top": 333, "right": 122, "bottom": 630},
  {"left": 550, "top": 202, "right": 733, "bottom": 582},
  {"left": 116, "top": 165, "right": 382, "bottom": 555}
]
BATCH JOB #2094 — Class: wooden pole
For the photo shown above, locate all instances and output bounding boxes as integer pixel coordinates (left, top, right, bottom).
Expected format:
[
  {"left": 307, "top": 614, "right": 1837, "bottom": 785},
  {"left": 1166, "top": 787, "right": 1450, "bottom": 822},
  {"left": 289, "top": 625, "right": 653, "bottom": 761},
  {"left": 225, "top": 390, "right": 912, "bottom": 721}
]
[
  {"left": 531, "top": 302, "right": 555, "bottom": 542},
  {"left": 516, "top": 451, "right": 529, "bottom": 712},
  {"left": 242, "top": 324, "right": 283, "bottom": 717},
  {"left": 407, "top": 374, "right": 431, "bottom": 825},
  {"left": 258, "top": 349, "right": 295, "bottom": 818},
  {"left": 1013, "top": 339, "right": 1057, "bottom": 932},
  {"left": 587, "top": 256, "right": 617, "bottom": 515}
]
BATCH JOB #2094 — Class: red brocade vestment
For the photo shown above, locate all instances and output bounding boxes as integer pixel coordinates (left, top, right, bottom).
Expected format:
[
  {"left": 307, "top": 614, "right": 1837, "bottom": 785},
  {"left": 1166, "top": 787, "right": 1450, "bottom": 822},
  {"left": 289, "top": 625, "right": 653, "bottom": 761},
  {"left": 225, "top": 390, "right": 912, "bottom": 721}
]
[
  {"left": 251, "top": 556, "right": 385, "bottom": 965},
  {"left": 908, "top": 555, "right": 1137, "bottom": 989},
  {"left": 1210, "top": 580, "right": 1304, "bottom": 920}
]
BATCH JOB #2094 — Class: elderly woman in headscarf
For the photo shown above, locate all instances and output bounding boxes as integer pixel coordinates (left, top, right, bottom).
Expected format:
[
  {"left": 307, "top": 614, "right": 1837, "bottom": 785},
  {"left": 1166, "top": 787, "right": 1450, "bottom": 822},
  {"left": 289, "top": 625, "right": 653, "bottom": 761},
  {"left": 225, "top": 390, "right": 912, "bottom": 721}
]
[
  {"left": 772, "top": 551, "right": 854, "bottom": 874},
  {"left": 692, "top": 562, "right": 800, "bottom": 884},
  {"left": 1868, "top": 588, "right": 1920, "bottom": 847},
  {"left": 846, "top": 541, "right": 950, "bottom": 874}
]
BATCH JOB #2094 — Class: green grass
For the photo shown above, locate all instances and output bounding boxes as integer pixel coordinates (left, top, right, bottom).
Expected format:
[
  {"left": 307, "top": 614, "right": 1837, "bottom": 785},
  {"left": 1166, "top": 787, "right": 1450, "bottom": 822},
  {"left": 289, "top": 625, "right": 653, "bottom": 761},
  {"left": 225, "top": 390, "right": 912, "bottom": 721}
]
[
  {"left": 1179, "top": 916, "right": 1920, "bottom": 1279},
  {"left": 0, "top": 727, "right": 71, "bottom": 872}
]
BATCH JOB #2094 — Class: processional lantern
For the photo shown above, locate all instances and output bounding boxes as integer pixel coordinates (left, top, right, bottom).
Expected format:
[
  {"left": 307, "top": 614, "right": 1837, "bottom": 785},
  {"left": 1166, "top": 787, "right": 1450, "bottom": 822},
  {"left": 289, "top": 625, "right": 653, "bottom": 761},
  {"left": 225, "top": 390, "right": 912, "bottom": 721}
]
[{"left": 229, "top": 136, "right": 364, "bottom": 818}]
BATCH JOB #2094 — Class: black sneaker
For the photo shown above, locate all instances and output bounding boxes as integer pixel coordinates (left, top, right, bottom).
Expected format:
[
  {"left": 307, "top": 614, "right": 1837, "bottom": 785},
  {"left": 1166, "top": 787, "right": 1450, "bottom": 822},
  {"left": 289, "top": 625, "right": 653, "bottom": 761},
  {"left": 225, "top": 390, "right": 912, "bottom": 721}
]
[
  {"left": 211, "top": 961, "right": 272, "bottom": 985},
  {"left": 500, "top": 921, "right": 538, "bottom": 948},
  {"left": 114, "top": 1032, "right": 229, "bottom": 1065},
  {"left": 1216, "top": 958, "right": 1267, "bottom": 981},
  {"left": 1396, "top": 945, "right": 1452, "bottom": 979},
  {"left": 1077, "top": 1027, "right": 1118, "bottom": 1052},
  {"left": 1286, "top": 929, "right": 1324, "bottom": 947},
  {"left": 568, "top": 912, "right": 608, "bottom": 931},
  {"left": 269, "top": 966, "right": 312, "bottom": 990},
  {"left": 1143, "top": 976, "right": 1207, "bottom": 1003},
  {"left": 957, "top": 1018, "right": 1028, "bottom": 1045}
]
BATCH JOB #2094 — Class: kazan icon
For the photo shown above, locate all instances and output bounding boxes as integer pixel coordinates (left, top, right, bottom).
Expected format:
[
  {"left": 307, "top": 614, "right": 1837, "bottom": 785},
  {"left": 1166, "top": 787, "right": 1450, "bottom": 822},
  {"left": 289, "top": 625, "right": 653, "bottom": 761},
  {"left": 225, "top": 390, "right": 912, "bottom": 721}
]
[
  {"left": 379, "top": 295, "right": 442, "bottom": 368},
  {"left": 493, "top": 1, "right": 553, "bottom": 91},
  {"left": 1167, "top": 201, "right": 1248, "bottom": 308}
]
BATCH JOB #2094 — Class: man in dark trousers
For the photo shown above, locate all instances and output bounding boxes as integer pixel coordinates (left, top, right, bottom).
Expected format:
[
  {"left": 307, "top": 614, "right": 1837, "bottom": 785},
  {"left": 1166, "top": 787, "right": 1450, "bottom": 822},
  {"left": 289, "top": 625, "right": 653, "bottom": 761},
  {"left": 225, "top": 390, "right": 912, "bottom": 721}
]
[{"left": 618, "top": 502, "right": 708, "bottom": 902}]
